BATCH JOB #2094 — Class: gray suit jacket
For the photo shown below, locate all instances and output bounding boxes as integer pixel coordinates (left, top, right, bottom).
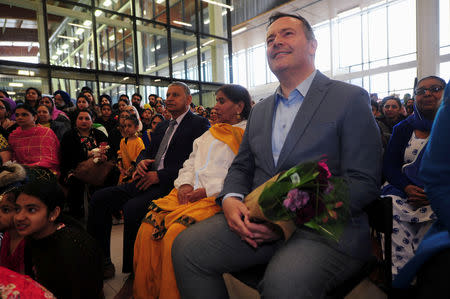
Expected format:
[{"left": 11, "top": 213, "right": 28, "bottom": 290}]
[{"left": 219, "top": 71, "right": 382, "bottom": 260}]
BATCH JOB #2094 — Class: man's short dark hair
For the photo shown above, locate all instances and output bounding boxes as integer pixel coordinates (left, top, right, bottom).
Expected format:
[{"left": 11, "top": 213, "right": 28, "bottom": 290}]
[
  {"left": 132, "top": 93, "right": 142, "bottom": 100},
  {"left": 268, "top": 12, "right": 315, "bottom": 41}
]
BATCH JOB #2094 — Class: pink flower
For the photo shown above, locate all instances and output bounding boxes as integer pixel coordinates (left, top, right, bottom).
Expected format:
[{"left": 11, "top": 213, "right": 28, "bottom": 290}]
[
  {"left": 318, "top": 159, "right": 331, "bottom": 179},
  {"left": 283, "top": 189, "right": 310, "bottom": 212}
]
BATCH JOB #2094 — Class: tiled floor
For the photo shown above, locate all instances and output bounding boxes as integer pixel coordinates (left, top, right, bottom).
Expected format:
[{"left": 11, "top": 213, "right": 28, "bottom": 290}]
[
  {"left": 104, "top": 224, "right": 387, "bottom": 299},
  {"left": 104, "top": 224, "right": 129, "bottom": 299}
]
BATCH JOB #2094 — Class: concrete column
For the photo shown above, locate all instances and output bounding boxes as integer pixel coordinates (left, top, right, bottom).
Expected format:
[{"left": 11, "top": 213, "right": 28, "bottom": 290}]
[{"left": 416, "top": 0, "right": 440, "bottom": 79}]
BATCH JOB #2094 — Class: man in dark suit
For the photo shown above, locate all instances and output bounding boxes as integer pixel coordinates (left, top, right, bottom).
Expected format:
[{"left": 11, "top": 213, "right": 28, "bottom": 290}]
[
  {"left": 172, "top": 13, "right": 382, "bottom": 298},
  {"left": 87, "top": 82, "right": 209, "bottom": 277}
]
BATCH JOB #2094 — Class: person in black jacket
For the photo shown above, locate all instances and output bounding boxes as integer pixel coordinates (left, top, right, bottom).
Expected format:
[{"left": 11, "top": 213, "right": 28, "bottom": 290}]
[
  {"left": 60, "top": 109, "right": 110, "bottom": 219},
  {"left": 87, "top": 82, "right": 210, "bottom": 278}
]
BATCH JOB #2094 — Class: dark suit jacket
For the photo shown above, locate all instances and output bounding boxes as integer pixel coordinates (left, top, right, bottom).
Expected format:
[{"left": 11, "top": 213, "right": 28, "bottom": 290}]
[
  {"left": 219, "top": 71, "right": 382, "bottom": 260},
  {"left": 137, "top": 110, "right": 210, "bottom": 188}
]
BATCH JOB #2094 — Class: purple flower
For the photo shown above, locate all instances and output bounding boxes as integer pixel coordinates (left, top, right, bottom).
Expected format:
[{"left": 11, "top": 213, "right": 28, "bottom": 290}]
[
  {"left": 325, "top": 182, "right": 334, "bottom": 194},
  {"left": 283, "top": 189, "right": 310, "bottom": 212}
]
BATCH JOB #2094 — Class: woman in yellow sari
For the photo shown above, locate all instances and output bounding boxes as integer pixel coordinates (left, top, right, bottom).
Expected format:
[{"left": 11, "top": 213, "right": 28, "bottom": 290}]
[{"left": 133, "top": 84, "right": 252, "bottom": 299}]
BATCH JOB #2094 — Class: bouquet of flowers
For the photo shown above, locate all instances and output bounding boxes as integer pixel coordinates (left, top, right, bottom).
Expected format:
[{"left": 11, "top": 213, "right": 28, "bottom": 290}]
[{"left": 244, "top": 159, "right": 349, "bottom": 241}]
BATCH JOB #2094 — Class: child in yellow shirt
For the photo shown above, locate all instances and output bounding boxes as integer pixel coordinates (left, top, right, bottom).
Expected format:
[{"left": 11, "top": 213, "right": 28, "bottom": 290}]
[{"left": 117, "top": 115, "right": 145, "bottom": 184}]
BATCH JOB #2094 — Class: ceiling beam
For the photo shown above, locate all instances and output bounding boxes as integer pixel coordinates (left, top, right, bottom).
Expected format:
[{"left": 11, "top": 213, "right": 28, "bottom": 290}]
[{"left": 0, "top": 28, "right": 37, "bottom": 41}]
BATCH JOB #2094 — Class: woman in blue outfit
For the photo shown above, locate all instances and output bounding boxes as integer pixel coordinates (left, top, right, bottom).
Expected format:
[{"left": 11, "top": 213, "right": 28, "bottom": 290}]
[
  {"left": 382, "top": 75, "right": 445, "bottom": 278},
  {"left": 393, "top": 79, "right": 450, "bottom": 296}
]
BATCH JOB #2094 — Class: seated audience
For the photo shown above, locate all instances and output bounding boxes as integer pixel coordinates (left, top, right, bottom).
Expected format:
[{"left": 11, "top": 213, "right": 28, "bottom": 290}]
[
  {"left": 0, "top": 99, "right": 17, "bottom": 138},
  {"left": 131, "top": 93, "right": 144, "bottom": 116},
  {"left": 117, "top": 115, "right": 145, "bottom": 185},
  {"left": 39, "top": 95, "right": 69, "bottom": 121},
  {"left": 0, "top": 133, "right": 11, "bottom": 164},
  {"left": 87, "top": 82, "right": 209, "bottom": 279},
  {"left": 209, "top": 107, "right": 218, "bottom": 125},
  {"left": 99, "top": 94, "right": 111, "bottom": 106},
  {"left": 24, "top": 87, "right": 41, "bottom": 110},
  {"left": 16, "top": 178, "right": 103, "bottom": 299},
  {"left": 37, "top": 104, "right": 70, "bottom": 142},
  {"left": 8, "top": 104, "right": 60, "bottom": 174},
  {"left": 69, "top": 94, "right": 91, "bottom": 126},
  {"left": 0, "top": 162, "right": 27, "bottom": 274},
  {"left": 141, "top": 108, "right": 153, "bottom": 132},
  {"left": 382, "top": 75, "right": 445, "bottom": 278},
  {"left": 141, "top": 114, "right": 164, "bottom": 149},
  {"left": 53, "top": 90, "right": 74, "bottom": 115},
  {"left": 60, "top": 109, "right": 109, "bottom": 219},
  {"left": 155, "top": 101, "right": 165, "bottom": 115},
  {"left": 133, "top": 84, "right": 250, "bottom": 299},
  {"left": 393, "top": 79, "right": 450, "bottom": 298},
  {"left": 377, "top": 96, "right": 406, "bottom": 147},
  {"left": 171, "top": 13, "right": 381, "bottom": 299}
]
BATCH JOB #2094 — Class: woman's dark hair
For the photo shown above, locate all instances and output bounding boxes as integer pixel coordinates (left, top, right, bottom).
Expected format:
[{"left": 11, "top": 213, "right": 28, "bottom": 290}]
[
  {"left": 99, "top": 94, "right": 111, "bottom": 103},
  {"left": 16, "top": 103, "right": 37, "bottom": 116},
  {"left": 381, "top": 96, "right": 402, "bottom": 110},
  {"left": 370, "top": 100, "right": 379, "bottom": 111},
  {"left": 101, "top": 103, "right": 112, "bottom": 109},
  {"left": 25, "top": 87, "right": 42, "bottom": 99},
  {"left": 417, "top": 75, "right": 446, "bottom": 89},
  {"left": 215, "top": 84, "right": 252, "bottom": 120},
  {"left": 124, "top": 115, "right": 139, "bottom": 127},
  {"left": 0, "top": 99, "right": 11, "bottom": 114},
  {"left": 118, "top": 98, "right": 130, "bottom": 106},
  {"left": 151, "top": 114, "right": 165, "bottom": 123},
  {"left": 75, "top": 108, "right": 93, "bottom": 120},
  {"left": 37, "top": 104, "right": 52, "bottom": 115},
  {"left": 76, "top": 94, "right": 90, "bottom": 105},
  {"left": 20, "top": 180, "right": 64, "bottom": 214}
]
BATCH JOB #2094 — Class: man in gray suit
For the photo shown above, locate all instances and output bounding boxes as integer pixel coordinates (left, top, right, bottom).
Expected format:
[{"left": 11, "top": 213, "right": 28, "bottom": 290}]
[{"left": 172, "top": 12, "right": 382, "bottom": 298}]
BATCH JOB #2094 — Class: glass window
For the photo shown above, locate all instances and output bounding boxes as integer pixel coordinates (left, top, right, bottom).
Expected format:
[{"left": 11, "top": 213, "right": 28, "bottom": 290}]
[
  {"left": 200, "top": 1, "right": 229, "bottom": 38},
  {"left": 314, "top": 22, "right": 331, "bottom": 73},
  {"left": 333, "top": 13, "right": 362, "bottom": 73},
  {"left": 248, "top": 43, "right": 267, "bottom": 87},
  {"left": 388, "top": 67, "right": 416, "bottom": 95},
  {"left": 171, "top": 28, "right": 199, "bottom": 80},
  {"left": 170, "top": 0, "right": 197, "bottom": 30},
  {"left": 387, "top": 0, "right": 416, "bottom": 60},
  {"left": 366, "top": 6, "right": 387, "bottom": 68},
  {"left": 200, "top": 37, "right": 228, "bottom": 83},
  {"left": 138, "top": 22, "right": 169, "bottom": 77},
  {"left": 233, "top": 49, "right": 247, "bottom": 87},
  {"left": 440, "top": 61, "right": 450, "bottom": 81},
  {"left": 0, "top": 7, "right": 40, "bottom": 64},
  {"left": 135, "top": 0, "right": 167, "bottom": 23},
  {"left": 97, "top": 12, "right": 134, "bottom": 73},
  {"left": 440, "top": 0, "right": 450, "bottom": 55}
]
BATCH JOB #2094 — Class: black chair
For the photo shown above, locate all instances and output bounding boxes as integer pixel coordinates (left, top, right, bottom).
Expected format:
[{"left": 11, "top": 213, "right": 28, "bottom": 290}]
[{"left": 229, "top": 196, "right": 393, "bottom": 298}]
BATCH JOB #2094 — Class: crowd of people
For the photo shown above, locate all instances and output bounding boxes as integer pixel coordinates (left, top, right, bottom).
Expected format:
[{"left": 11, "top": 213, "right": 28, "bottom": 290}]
[{"left": 0, "top": 11, "right": 449, "bottom": 299}]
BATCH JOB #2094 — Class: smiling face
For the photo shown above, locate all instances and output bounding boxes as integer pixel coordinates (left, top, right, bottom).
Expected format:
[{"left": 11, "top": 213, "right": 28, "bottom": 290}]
[
  {"left": 37, "top": 105, "right": 51, "bottom": 124},
  {"left": 266, "top": 16, "right": 316, "bottom": 78},
  {"left": 14, "top": 193, "right": 59, "bottom": 239},
  {"left": 415, "top": 78, "right": 444, "bottom": 118},
  {"left": 15, "top": 107, "right": 36, "bottom": 130}
]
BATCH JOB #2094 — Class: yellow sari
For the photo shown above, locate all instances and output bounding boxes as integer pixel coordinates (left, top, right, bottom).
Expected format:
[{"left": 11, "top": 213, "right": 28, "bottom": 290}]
[{"left": 133, "top": 123, "right": 244, "bottom": 299}]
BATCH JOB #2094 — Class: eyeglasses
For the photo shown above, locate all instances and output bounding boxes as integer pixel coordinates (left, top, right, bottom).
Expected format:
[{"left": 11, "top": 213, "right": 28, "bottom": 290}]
[{"left": 414, "top": 85, "right": 444, "bottom": 95}]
